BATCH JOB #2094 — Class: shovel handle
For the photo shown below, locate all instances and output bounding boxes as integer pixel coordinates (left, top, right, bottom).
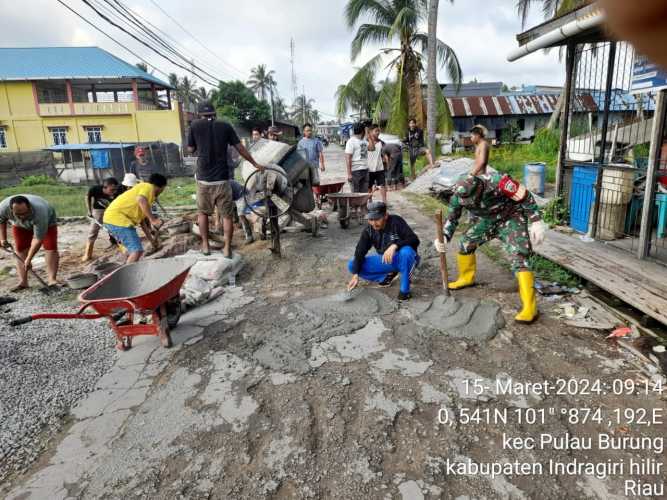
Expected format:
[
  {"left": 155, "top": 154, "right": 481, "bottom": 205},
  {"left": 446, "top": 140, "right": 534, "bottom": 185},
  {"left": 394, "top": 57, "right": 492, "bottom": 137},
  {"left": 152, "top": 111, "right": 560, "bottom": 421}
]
[{"left": 435, "top": 209, "right": 450, "bottom": 295}]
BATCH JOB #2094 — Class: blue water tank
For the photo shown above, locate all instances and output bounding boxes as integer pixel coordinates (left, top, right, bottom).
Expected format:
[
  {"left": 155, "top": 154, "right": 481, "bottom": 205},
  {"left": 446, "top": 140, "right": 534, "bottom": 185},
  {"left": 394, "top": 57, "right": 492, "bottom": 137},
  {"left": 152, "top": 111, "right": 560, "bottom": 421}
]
[
  {"left": 524, "top": 162, "right": 546, "bottom": 195},
  {"left": 570, "top": 166, "right": 598, "bottom": 233}
]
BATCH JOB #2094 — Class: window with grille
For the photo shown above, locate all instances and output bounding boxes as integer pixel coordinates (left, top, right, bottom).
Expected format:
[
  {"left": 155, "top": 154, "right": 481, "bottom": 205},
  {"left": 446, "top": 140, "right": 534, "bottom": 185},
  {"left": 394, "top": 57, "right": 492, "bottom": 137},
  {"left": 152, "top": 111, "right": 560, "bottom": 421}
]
[
  {"left": 50, "top": 127, "right": 68, "bottom": 146},
  {"left": 85, "top": 126, "right": 103, "bottom": 143},
  {"left": 0, "top": 128, "right": 6, "bottom": 149}
]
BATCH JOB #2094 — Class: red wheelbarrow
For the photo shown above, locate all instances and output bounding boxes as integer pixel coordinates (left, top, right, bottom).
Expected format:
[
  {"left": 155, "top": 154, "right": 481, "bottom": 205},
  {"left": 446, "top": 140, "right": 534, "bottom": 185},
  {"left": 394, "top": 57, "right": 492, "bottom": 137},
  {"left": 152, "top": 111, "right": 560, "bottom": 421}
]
[
  {"left": 312, "top": 180, "right": 346, "bottom": 209},
  {"left": 10, "top": 259, "right": 193, "bottom": 351}
]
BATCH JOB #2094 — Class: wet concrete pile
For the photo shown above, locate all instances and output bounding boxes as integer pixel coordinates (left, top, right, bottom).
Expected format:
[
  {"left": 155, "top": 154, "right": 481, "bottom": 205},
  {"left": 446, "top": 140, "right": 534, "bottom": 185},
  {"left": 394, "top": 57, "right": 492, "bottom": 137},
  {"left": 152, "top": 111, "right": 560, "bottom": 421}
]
[{"left": 233, "top": 289, "right": 505, "bottom": 376}]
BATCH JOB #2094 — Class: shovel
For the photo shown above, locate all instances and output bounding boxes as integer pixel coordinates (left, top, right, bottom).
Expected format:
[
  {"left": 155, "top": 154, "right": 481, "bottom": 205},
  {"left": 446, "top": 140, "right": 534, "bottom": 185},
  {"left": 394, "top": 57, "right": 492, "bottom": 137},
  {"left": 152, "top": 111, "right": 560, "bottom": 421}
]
[{"left": 2, "top": 245, "right": 53, "bottom": 294}]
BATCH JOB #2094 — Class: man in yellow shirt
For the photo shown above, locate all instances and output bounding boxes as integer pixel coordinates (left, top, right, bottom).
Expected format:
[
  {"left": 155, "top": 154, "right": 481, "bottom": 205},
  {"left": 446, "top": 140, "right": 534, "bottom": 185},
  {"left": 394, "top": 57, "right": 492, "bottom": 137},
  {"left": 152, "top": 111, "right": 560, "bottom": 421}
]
[{"left": 103, "top": 173, "right": 166, "bottom": 263}]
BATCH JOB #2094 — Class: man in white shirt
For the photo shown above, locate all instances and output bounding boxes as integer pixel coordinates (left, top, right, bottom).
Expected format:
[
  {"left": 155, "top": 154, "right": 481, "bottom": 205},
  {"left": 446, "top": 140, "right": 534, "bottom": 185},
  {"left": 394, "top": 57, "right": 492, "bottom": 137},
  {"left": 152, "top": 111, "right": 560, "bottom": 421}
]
[
  {"left": 345, "top": 122, "right": 369, "bottom": 193},
  {"left": 366, "top": 124, "right": 387, "bottom": 204}
]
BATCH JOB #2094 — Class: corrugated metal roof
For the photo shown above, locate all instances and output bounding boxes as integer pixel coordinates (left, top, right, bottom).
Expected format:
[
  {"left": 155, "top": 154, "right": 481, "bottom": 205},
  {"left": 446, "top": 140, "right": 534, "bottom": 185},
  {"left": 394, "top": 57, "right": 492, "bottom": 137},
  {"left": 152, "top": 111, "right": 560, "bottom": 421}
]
[
  {"left": 0, "top": 47, "right": 171, "bottom": 88},
  {"left": 446, "top": 91, "right": 652, "bottom": 117}
]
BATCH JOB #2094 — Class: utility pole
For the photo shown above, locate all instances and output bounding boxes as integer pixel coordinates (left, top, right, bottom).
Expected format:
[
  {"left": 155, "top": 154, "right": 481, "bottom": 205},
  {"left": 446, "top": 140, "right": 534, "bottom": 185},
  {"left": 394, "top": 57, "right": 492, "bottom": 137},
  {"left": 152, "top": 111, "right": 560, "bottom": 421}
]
[
  {"left": 302, "top": 85, "right": 306, "bottom": 127},
  {"left": 290, "top": 38, "right": 298, "bottom": 102}
]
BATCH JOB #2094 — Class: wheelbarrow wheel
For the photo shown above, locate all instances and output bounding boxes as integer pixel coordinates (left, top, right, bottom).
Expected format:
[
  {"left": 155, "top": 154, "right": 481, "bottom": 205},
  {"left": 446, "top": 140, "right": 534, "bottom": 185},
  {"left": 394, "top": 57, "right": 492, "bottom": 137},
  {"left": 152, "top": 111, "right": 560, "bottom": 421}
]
[{"left": 165, "top": 296, "right": 182, "bottom": 330}]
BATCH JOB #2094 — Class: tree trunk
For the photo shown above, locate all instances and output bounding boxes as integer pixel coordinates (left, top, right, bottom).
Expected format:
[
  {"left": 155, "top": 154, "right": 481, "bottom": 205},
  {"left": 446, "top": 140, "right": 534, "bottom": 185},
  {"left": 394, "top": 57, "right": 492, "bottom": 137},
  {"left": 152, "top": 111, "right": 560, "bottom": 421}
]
[
  {"left": 547, "top": 91, "right": 564, "bottom": 130},
  {"left": 426, "top": 0, "right": 440, "bottom": 155}
]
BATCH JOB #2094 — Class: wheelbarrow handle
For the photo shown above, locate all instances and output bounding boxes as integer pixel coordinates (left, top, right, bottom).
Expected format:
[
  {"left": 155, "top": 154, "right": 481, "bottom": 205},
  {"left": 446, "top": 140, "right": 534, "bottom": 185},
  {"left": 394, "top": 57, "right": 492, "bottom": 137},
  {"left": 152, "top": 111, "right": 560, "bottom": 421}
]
[
  {"left": 10, "top": 312, "right": 105, "bottom": 327},
  {"left": 10, "top": 316, "right": 33, "bottom": 326}
]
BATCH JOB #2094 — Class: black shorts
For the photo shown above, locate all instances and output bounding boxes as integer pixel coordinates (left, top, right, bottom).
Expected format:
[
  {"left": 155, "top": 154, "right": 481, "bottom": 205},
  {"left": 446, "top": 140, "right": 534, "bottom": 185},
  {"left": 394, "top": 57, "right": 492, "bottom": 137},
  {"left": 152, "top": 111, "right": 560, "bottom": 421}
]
[
  {"left": 369, "top": 170, "right": 386, "bottom": 188},
  {"left": 351, "top": 170, "right": 369, "bottom": 193}
]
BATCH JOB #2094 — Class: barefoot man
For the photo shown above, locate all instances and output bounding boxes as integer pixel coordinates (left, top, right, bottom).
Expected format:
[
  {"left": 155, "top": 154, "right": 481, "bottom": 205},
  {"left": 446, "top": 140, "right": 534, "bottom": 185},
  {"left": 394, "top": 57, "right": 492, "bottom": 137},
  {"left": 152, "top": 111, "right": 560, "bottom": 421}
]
[{"left": 0, "top": 194, "right": 59, "bottom": 290}]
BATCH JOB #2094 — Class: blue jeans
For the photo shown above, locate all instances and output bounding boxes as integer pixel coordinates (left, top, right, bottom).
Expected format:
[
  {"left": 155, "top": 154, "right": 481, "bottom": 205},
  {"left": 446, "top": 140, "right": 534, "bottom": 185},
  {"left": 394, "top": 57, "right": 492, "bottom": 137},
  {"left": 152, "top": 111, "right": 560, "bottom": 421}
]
[{"left": 348, "top": 246, "right": 418, "bottom": 294}]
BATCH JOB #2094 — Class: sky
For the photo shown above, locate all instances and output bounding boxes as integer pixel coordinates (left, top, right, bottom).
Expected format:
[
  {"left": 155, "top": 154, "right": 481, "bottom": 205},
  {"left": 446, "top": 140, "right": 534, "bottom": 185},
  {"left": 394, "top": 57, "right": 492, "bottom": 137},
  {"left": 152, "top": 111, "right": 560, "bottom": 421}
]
[{"left": 1, "top": 0, "right": 566, "bottom": 120}]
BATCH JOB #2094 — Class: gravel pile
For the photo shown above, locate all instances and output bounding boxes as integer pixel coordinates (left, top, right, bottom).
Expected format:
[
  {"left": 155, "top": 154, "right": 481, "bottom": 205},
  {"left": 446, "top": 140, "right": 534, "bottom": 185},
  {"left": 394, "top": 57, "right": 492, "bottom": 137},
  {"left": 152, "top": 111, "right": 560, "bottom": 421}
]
[{"left": 0, "top": 288, "right": 116, "bottom": 484}]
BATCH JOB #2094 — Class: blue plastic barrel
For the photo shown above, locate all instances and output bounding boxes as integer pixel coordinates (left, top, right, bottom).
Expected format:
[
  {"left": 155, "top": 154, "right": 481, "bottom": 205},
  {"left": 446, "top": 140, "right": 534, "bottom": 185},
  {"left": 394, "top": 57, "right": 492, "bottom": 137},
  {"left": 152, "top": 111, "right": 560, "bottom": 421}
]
[
  {"left": 570, "top": 166, "right": 598, "bottom": 233},
  {"left": 524, "top": 162, "right": 546, "bottom": 195}
]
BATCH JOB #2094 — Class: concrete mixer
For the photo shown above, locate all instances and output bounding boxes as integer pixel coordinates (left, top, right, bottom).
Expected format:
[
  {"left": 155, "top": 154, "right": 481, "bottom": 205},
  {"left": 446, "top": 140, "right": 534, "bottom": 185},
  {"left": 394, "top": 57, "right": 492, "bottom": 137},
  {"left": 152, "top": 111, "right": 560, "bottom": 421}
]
[{"left": 240, "top": 139, "right": 319, "bottom": 256}]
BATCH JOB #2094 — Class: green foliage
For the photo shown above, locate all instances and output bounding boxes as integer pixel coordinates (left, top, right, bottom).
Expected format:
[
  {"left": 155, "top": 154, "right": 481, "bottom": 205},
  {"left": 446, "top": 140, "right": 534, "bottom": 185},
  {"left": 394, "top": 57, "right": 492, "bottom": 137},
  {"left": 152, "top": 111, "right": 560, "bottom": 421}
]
[
  {"left": 453, "top": 127, "right": 559, "bottom": 183},
  {"left": 531, "top": 127, "right": 560, "bottom": 156},
  {"left": 541, "top": 196, "right": 569, "bottom": 226},
  {"left": 528, "top": 255, "right": 581, "bottom": 288},
  {"left": 213, "top": 81, "right": 271, "bottom": 123},
  {"left": 20, "top": 175, "right": 58, "bottom": 187},
  {"left": 0, "top": 182, "right": 87, "bottom": 217},
  {"left": 500, "top": 121, "right": 521, "bottom": 144},
  {"left": 633, "top": 143, "right": 650, "bottom": 161},
  {"left": 343, "top": 0, "right": 462, "bottom": 137},
  {"left": 157, "top": 177, "right": 197, "bottom": 207}
]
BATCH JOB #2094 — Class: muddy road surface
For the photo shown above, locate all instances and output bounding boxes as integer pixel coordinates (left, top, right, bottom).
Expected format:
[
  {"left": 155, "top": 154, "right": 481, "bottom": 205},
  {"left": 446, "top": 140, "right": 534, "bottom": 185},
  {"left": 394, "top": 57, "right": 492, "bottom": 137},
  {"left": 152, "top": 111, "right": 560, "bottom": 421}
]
[{"left": 3, "top": 146, "right": 666, "bottom": 500}]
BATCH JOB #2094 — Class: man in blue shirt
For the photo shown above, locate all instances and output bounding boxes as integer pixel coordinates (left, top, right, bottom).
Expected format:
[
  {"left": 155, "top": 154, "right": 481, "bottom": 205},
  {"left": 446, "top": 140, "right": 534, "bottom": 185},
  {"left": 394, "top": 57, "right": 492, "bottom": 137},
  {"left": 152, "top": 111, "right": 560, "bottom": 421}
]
[{"left": 297, "top": 123, "right": 325, "bottom": 186}]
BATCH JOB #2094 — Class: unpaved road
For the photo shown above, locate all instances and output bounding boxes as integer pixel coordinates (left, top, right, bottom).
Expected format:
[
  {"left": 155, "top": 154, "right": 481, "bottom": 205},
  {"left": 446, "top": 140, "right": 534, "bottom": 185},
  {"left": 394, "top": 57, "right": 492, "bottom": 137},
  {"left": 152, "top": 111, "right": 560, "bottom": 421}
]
[{"left": 3, "top": 146, "right": 666, "bottom": 500}]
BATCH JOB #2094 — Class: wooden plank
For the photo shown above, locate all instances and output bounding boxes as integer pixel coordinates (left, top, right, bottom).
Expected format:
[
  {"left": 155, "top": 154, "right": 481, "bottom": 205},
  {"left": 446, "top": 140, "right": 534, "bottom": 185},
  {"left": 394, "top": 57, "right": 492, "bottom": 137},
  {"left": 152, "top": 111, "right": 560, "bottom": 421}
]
[
  {"left": 638, "top": 89, "right": 667, "bottom": 258},
  {"left": 536, "top": 231, "right": 667, "bottom": 326}
]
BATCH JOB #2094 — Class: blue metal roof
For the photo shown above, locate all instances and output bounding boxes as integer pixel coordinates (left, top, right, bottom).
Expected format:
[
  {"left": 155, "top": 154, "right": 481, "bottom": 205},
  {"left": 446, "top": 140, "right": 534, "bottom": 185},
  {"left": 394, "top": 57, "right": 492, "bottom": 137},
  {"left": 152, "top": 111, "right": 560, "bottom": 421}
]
[{"left": 0, "top": 47, "right": 171, "bottom": 88}]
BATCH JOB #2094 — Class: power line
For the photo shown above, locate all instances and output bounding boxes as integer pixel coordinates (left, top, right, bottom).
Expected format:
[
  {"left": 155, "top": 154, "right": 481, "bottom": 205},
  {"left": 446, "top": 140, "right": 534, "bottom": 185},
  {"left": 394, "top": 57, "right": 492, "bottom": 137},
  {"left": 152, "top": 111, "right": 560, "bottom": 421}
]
[
  {"left": 80, "top": 0, "right": 219, "bottom": 85},
  {"left": 55, "top": 0, "right": 172, "bottom": 80},
  {"left": 86, "top": 0, "right": 221, "bottom": 85},
  {"left": 146, "top": 0, "right": 247, "bottom": 79},
  {"left": 109, "top": 0, "right": 239, "bottom": 81}
]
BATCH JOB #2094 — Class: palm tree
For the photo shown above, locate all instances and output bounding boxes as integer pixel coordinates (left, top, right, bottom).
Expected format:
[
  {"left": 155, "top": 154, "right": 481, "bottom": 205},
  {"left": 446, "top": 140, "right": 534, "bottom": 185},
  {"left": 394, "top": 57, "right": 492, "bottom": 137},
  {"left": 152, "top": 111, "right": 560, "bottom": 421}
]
[
  {"left": 344, "top": 0, "right": 462, "bottom": 137},
  {"left": 335, "top": 63, "right": 379, "bottom": 120},
  {"left": 516, "top": 0, "right": 586, "bottom": 129},
  {"left": 426, "top": 0, "right": 440, "bottom": 154},
  {"left": 247, "top": 64, "right": 277, "bottom": 102},
  {"left": 273, "top": 96, "right": 288, "bottom": 121},
  {"left": 290, "top": 94, "right": 318, "bottom": 128},
  {"left": 194, "top": 87, "right": 213, "bottom": 102},
  {"left": 178, "top": 76, "right": 196, "bottom": 112}
]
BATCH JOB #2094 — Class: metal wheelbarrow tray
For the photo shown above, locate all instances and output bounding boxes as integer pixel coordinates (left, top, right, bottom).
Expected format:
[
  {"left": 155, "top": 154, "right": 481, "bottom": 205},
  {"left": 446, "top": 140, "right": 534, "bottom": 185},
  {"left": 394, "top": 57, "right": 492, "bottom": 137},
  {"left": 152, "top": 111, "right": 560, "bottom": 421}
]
[
  {"left": 326, "top": 192, "right": 371, "bottom": 229},
  {"left": 10, "top": 258, "right": 193, "bottom": 351},
  {"left": 312, "top": 180, "right": 346, "bottom": 209}
]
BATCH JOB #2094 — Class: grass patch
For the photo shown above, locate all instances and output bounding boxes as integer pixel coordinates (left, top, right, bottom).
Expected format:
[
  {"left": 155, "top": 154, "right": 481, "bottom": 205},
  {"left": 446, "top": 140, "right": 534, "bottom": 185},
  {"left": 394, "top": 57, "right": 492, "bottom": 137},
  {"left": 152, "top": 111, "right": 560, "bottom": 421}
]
[
  {"left": 158, "top": 176, "right": 196, "bottom": 207},
  {"left": 0, "top": 182, "right": 88, "bottom": 217},
  {"left": 0, "top": 176, "right": 198, "bottom": 217},
  {"left": 452, "top": 128, "right": 559, "bottom": 182},
  {"left": 402, "top": 152, "right": 429, "bottom": 178}
]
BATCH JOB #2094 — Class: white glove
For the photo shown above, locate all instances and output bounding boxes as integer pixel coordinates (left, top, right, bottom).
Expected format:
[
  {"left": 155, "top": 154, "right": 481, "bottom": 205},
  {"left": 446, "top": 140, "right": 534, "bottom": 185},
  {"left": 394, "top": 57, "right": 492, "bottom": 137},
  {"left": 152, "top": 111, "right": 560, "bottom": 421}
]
[
  {"left": 433, "top": 239, "right": 446, "bottom": 253},
  {"left": 529, "top": 220, "right": 547, "bottom": 247}
]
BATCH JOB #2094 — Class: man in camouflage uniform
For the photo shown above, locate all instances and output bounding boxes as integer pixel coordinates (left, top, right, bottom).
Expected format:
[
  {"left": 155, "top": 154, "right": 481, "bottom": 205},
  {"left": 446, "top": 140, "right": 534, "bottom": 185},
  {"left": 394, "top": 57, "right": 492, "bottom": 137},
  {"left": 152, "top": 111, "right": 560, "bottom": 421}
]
[{"left": 434, "top": 173, "right": 547, "bottom": 324}]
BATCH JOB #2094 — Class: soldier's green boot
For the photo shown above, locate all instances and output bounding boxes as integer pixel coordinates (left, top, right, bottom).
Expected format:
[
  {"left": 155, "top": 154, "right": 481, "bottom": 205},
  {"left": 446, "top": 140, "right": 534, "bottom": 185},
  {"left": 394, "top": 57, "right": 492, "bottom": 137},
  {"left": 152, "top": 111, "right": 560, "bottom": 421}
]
[{"left": 448, "top": 253, "right": 476, "bottom": 290}]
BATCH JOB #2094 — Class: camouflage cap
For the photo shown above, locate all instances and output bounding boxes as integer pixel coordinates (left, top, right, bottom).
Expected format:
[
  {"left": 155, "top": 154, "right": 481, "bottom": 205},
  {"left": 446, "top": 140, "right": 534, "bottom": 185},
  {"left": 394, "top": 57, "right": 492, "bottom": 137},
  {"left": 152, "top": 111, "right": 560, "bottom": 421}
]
[{"left": 454, "top": 175, "right": 480, "bottom": 198}]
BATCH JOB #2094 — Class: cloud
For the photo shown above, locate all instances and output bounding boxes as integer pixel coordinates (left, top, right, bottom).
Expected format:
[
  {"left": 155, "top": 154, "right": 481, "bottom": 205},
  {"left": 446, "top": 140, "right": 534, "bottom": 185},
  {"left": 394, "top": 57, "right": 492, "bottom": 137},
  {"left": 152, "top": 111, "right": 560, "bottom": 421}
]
[{"left": 1, "top": 0, "right": 566, "bottom": 117}]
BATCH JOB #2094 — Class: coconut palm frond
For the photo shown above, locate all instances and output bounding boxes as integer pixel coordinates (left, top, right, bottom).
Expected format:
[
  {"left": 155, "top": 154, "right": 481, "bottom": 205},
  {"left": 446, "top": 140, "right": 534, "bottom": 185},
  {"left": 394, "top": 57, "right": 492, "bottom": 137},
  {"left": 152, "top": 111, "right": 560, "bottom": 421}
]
[
  {"left": 345, "top": 0, "right": 395, "bottom": 29},
  {"left": 413, "top": 33, "right": 463, "bottom": 89}
]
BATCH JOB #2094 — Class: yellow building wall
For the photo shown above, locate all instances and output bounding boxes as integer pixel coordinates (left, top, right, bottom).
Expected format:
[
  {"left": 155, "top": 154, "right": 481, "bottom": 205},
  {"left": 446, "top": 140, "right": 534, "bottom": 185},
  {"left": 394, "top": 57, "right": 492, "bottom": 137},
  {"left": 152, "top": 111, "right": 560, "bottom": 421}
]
[
  {"left": 0, "top": 81, "right": 183, "bottom": 153},
  {"left": 135, "top": 109, "right": 182, "bottom": 144}
]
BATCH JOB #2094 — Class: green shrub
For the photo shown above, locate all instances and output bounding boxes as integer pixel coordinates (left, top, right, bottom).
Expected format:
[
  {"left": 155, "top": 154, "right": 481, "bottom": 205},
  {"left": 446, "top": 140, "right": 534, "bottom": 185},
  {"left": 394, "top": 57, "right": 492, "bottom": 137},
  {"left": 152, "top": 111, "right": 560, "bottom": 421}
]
[
  {"left": 541, "top": 196, "right": 569, "bottom": 226},
  {"left": 532, "top": 128, "right": 560, "bottom": 157},
  {"left": 20, "top": 175, "right": 58, "bottom": 186}
]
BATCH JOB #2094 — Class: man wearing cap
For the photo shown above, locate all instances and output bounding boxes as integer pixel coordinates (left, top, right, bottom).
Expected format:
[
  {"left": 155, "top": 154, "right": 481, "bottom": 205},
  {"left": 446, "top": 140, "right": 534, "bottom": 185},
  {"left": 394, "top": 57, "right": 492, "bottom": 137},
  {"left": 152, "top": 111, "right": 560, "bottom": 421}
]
[
  {"left": 470, "top": 125, "right": 490, "bottom": 176},
  {"left": 129, "top": 146, "right": 157, "bottom": 182},
  {"left": 267, "top": 126, "right": 283, "bottom": 142},
  {"left": 187, "top": 101, "right": 265, "bottom": 257},
  {"left": 433, "top": 173, "right": 547, "bottom": 324},
  {"left": 347, "top": 201, "right": 420, "bottom": 301}
]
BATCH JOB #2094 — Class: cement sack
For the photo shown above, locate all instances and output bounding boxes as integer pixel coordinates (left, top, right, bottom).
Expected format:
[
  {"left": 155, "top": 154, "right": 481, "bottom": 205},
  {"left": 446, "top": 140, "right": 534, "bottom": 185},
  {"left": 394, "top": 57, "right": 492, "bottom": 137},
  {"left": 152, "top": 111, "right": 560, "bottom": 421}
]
[
  {"left": 430, "top": 158, "right": 496, "bottom": 195},
  {"left": 181, "top": 275, "right": 212, "bottom": 307},
  {"left": 176, "top": 250, "right": 244, "bottom": 286},
  {"left": 403, "top": 164, "right": 447, "bottom": 195},
  {"left": 241, "top": 139, "right": 291, "bottom": 182}
]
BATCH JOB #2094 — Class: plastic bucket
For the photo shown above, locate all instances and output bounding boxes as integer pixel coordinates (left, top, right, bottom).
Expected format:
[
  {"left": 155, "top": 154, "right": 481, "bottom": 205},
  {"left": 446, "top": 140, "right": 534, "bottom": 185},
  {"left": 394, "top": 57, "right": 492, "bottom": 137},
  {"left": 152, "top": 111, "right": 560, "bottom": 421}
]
[
  {"left": 524, "top": 163, "right": 545, "bottom": 195},
  {"left": 600, "top": 168, "right": 634, "bottom": 205},
  {"left": 570, "top": 166, "right": 598, "bottom": 233}
]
